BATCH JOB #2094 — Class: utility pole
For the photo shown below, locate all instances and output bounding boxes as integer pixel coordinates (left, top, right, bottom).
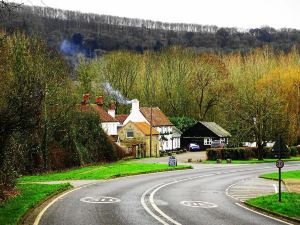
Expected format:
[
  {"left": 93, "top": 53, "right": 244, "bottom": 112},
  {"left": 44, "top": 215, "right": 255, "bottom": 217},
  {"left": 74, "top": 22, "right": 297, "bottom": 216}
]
[
  {"left": 150, "top": 106, "right": 153, "bottom": 157},
  {"left": 297, "top": 85, "right": 300, "bottom": 143}
]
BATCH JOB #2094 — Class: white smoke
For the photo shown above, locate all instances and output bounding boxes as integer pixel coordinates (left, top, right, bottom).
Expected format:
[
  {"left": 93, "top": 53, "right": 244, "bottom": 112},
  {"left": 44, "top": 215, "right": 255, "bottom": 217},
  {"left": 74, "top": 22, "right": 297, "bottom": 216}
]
[{"left": 102, "top": 82, "right": 131, "bottom": 104}]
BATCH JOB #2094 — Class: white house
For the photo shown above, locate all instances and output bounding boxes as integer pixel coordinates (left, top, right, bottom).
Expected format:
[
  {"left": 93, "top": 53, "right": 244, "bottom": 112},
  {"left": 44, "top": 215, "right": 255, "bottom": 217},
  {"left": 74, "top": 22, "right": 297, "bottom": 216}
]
[
  {"left": 80, "top": 95, "right": 119, "bottom": 137},
  {"left": 123, "top": 99, "right": 175, "bottom": 152},
  {"left": 172, "top": 126, "right": 182, "bottom": 150}
]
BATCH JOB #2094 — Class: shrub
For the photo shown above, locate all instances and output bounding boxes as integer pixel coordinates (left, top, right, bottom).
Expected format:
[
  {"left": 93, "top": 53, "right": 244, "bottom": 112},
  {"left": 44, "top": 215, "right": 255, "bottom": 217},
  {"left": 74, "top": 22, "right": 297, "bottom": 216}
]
[
  {"left": 206, "top": 147, "right": 256, "bottom": 160},
  {"left": 262, "top": 146, "right": 290, "bottom": 159},
  {"left": 290, "top": 147, "right": 298, "bottom": 157}
]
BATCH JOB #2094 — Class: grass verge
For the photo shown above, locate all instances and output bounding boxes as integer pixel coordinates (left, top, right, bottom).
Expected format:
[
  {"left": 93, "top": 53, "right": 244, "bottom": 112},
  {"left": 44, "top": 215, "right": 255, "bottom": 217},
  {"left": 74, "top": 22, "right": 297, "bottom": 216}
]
[
  {"left": 0, "top": 183, "right": 71, "bottom": 225},
  {"left": 260, "top": 170, "right": 300, "bottom": 180},
  {"left": 246, "top": 193, "right": 300, "bottom": 220},
  {"left": 18, "top": 162, "right": 191, "bottom": 182},
  {"left": 202, "top": 157, "right": 300, "bottom": 164}
]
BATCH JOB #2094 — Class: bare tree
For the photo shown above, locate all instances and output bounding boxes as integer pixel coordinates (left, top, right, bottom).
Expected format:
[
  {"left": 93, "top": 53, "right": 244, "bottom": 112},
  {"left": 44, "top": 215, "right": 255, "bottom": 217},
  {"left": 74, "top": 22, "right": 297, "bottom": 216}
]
[{"left": 0, "top": 0, "right": 22, "bottom": 21}]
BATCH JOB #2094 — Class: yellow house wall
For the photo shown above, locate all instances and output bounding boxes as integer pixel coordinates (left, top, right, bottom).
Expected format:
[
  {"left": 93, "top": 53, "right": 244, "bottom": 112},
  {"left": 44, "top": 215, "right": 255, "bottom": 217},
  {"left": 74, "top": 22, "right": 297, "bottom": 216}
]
[
  {"left": 118, "top": 123, "right": 159, "bottom": 157},
  {"left": 145, "top": 136, "right": 159, "bottom": 157}
]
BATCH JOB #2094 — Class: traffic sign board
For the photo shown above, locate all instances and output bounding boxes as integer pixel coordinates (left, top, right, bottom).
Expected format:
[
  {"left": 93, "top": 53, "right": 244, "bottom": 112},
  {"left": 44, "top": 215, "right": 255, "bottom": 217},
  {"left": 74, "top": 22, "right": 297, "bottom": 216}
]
[
  {"left": 276, "top": 160, "right": 284, "bottom": 168},
  {"left": 168, "top": 156, "right": 177, "bottom": 166}
]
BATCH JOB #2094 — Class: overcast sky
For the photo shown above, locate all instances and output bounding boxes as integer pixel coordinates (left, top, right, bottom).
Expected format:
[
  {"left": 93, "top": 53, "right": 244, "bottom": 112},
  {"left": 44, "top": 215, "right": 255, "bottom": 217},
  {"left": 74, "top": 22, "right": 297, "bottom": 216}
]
[{"left": 9, "top": 0, "right": 300, "bottom": 29}]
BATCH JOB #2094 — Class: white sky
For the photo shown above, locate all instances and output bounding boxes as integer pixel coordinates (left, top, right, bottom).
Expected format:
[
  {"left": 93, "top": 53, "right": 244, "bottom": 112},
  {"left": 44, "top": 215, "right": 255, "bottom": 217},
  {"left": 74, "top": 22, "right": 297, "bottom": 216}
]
[{"left": 9, "top": 0, "right": 300, "bottom": 29}]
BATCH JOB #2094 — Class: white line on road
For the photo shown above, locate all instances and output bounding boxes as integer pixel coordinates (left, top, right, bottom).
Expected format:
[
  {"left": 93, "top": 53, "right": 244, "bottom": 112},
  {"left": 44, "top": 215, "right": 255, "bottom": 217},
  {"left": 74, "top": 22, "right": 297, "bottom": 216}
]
[
  {"left": 141, "top": 173, "right": 216, "bottom": 225},
  {"left": 141, "top": 184, "right": 169, "bottom": 225},
  {"left": 235, "top": 203, "right": 294, "bottom": 225},
  {"left": 142, "top": 165, "right": 299, "bottom": 225},
  {"left": 33, "top": 187, "right": 82, "bottom": 225}
]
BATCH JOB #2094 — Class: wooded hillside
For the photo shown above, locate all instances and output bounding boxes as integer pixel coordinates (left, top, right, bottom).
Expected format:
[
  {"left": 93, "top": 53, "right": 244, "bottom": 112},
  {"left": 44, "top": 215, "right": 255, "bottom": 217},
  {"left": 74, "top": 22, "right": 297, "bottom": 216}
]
[{"left": 1, "top": 4, "right": 300, "bottom": 58}]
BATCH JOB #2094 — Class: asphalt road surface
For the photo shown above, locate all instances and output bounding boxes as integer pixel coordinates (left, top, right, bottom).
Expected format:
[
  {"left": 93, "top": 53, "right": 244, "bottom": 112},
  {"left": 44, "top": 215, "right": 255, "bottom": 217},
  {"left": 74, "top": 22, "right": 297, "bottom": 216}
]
[{"left": 38, "top": 162, "right": 300, "bottom": 225}]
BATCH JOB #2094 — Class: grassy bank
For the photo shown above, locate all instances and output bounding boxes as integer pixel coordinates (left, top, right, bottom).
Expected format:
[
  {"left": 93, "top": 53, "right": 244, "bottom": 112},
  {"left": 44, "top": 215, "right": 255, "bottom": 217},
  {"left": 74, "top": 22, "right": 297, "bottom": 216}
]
[
  {"left": 0, "top": 183, "right": 71, "bottom": 225},
  {"left": 260, "top": 170, "right": 300, "bottom": 180},
  {"left": 19, "top": 162, "right": 191, "bottom": 182},
  {"left": 246, "top": 193, "right": 300, "bottom": 220},
  {"left": 202, "top": 157, "right": 300, "bottom": 164}
]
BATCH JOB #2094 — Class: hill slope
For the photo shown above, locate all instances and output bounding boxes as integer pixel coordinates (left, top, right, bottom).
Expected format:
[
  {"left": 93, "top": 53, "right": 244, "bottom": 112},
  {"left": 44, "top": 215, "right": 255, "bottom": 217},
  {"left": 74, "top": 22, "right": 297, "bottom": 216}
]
[{"left": 1, "top": 4, "right": 300, "bottom": 57}]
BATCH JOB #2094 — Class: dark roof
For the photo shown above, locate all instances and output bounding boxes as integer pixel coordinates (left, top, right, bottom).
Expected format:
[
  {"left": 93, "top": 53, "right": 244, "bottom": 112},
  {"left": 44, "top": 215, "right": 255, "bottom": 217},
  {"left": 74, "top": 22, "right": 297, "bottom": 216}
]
[
  {"left": 115, "top": 114, "right": 129, "bottom": 124},
  {"left": 200, "top": 122, "right": 231, "bottom": 137},
  {"left": 140, "top": 107, "right": 173, "bottom": 126},
  {"left": 182, "top": 121, "right": 231, "bottom": 138},
  {"left": 78, "top": 104, "right": 118, "bottom": 123}
]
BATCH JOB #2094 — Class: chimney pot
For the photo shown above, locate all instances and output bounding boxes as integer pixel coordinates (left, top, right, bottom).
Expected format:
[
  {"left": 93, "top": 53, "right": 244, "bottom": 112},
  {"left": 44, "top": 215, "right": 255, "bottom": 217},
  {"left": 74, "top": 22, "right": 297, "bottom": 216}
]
[
  {"left": 82, "top": 93, "right": 90, "bottom": 104},
  {"left": 95, "top": 96, "right": 103, "bottom": 106}
]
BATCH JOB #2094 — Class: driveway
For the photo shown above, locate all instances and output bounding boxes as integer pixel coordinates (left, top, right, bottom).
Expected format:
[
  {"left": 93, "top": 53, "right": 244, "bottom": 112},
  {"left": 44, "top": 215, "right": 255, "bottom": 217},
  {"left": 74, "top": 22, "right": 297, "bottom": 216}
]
[{"left": 136, "top": 151, "right": 207, "bottom": 164}]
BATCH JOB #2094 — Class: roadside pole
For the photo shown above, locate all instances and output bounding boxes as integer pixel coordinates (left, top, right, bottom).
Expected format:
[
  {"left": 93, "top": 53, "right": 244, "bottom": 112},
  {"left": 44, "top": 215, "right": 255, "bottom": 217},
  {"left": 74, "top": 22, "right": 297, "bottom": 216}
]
[
  {"left": 274, "top": 136, "right": 285, "bottom": 202},
  {"left": 278, "top": 165, "right": 281, "bottom": 202},
  {"left": 150, "top": 106, "right": 153, "bottom": 158}
]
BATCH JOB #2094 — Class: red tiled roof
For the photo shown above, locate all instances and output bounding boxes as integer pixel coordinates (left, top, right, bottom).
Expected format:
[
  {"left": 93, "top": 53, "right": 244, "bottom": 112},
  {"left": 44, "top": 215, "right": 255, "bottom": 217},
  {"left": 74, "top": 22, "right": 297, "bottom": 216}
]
[
  {"left": 115, "top": 114, "right": 128, "bottom": 124},
  {"left": 140, "top": 107, "right": 173, "bottom": 126},
  {"left": 78, "top": 104, "right": 118, "bottom": 123}
]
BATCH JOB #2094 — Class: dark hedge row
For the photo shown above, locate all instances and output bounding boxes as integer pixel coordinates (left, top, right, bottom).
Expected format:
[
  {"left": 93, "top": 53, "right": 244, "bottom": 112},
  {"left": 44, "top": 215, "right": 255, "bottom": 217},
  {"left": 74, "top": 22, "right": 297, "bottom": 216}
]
[{"left": 206, "top": 147, "right": 294, "bottom": 160}]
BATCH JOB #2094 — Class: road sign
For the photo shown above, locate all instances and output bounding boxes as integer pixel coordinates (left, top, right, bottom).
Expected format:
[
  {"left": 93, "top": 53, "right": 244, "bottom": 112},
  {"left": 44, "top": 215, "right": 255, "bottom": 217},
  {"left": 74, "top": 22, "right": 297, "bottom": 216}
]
[
  {"left": 168, "top": 156, "right": 177, "bottom": 166},
  {"left": 276, "top": 160, "right": 284, "bottom": 169}
]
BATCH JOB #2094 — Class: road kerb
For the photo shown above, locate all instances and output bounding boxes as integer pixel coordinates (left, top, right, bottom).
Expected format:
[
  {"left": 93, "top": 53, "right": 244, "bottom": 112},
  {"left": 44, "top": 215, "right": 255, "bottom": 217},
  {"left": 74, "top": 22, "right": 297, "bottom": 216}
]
[{"left": 242, "top": 202, "right": 300, "bottom": 225}]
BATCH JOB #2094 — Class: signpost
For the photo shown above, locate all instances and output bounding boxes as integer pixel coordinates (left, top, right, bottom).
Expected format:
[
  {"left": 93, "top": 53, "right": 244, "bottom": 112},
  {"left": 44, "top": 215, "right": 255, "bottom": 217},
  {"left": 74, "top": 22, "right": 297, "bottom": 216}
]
[
  {"left": 276, "top": 159, "right": 284, "bottom": 202},
  {"left": 168, "top": 156, "right": 177, "bottom": 166},
  {"left": 272, "top": 136, "right": 287, "bottom": 202}
]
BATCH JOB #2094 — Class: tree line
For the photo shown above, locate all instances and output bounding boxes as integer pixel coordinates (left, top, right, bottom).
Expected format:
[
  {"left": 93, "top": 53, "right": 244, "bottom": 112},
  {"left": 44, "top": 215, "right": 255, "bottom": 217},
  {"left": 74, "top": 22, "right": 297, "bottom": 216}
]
[
  {"left": 79, "top": 46, "right": 300, "bottom": 154},
  {"left": 0, "top": 30, "right": 122, "bottom": 200},
  {"left": 1, "top": 4, "right": 300, "bottom": 60}
]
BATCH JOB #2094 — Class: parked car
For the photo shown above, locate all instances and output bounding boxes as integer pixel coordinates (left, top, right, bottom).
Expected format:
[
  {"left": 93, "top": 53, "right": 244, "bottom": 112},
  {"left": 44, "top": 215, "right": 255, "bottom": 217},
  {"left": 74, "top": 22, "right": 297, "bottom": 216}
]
[
  {"left": 188, "top": 143, "right": 200, "bottom": 151},
  {"left": 211, "top": 140, "right": 225, "bottom": 148}
]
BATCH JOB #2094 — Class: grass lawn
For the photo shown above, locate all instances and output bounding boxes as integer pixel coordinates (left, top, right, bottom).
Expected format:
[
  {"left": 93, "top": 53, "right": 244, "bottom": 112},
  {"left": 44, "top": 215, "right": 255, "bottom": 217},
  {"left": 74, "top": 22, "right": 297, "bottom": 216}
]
[
  {"left": 260, "top": 170, "right": 300, "bottom": 180},
  {"left": 246, "top": 193, "right": 300, "bottom": 219},
  {"left": 0, "top": 183, "right": 71, "bottom": 225},
  {"left": 18, "top": 162, "right": 191, "bottom": 182},
  {"left": 202, "top": 157, "right": 300, "bottom": 164}
]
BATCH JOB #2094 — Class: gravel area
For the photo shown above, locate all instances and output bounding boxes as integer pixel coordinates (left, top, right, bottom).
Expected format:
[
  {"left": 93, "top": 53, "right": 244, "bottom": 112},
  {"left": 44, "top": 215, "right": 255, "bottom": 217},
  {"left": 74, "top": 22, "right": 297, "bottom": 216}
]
[{"left": 136, "top": 151, "right": 207, "bottom": 164}]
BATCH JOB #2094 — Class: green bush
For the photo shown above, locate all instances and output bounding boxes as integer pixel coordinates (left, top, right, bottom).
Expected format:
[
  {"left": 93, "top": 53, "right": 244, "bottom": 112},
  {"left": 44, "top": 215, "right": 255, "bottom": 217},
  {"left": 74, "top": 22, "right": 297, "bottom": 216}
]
[
  {"left": 206, "top": 147, "right": 256, "bottom": 160},
  {"left": 262, "top": 146, "right": 290, "bottom": 159},
  {"left": 290, "top": 146, "right": 298, "bottom": 157}
]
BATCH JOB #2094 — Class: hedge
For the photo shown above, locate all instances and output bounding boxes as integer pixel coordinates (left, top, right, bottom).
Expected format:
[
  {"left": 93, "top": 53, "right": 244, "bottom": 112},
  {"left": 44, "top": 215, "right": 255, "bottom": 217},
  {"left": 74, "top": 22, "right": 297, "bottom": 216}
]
[
  {"left": 206, "top": 148, "right": 256, "bottom": 160},
  {"left": 207, "top": 147, "right": 291, "bottom": 160}
]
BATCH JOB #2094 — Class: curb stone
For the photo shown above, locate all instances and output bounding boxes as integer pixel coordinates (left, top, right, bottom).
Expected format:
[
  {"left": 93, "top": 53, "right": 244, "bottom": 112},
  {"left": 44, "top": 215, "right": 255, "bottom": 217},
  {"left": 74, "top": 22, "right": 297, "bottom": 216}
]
[{"left": 243, "top": 202, "right": 300, "bottom": 225}]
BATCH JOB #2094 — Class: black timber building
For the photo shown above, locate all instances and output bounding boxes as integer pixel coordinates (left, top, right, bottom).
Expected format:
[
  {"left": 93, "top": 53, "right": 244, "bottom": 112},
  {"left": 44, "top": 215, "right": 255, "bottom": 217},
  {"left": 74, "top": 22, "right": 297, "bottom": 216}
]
[{"left": 182, "top": 121, "right": 231, "bottom": 150}]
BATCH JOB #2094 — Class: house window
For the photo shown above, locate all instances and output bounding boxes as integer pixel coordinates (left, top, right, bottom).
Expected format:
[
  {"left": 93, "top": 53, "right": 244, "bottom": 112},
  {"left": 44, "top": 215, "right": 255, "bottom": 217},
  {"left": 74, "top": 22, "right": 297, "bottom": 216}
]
[
  {"left": 204, "top": 138, "right": 212, "bottom": 145},
  {"left": 126, "top": 130, "right": 134, "bottom": 138},
  {"left": 220, "top": 138, "right": 226, "bottom": 143}
]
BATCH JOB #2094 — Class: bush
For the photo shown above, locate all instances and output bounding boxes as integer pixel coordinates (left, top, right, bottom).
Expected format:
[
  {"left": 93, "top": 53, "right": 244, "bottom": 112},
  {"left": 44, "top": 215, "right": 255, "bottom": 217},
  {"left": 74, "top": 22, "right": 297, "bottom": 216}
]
[
  {"left": 262, "top": 146, "right": 290, "bottom": 159},
  {"left": 290, "top": 147, "right": 298, "bottom": 157},
  {"left": 206, "top": 147, "right": 256, "bottom": 160}
]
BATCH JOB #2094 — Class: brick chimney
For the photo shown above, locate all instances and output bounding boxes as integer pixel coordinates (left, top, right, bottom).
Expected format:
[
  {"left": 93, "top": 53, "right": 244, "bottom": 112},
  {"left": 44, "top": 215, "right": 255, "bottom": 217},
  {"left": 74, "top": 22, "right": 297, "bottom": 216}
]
[
  {"left": 81, "top": 93, "right": 90, "bottom": 104},
  {"left": 108, "top": 100, "right": 116, "bottom": 118},
  {"left": 95, "top": 96, "right": 103, "bottom": 106}
]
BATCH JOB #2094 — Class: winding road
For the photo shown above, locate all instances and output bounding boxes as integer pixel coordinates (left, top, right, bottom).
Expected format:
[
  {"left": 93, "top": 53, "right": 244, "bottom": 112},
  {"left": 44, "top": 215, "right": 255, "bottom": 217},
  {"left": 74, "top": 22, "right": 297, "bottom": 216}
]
[{"left": 37, "top": 162, "right": 300, "bottom": 225}]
